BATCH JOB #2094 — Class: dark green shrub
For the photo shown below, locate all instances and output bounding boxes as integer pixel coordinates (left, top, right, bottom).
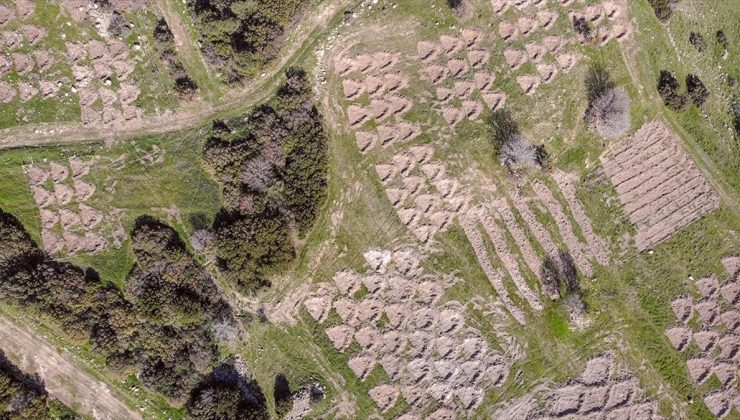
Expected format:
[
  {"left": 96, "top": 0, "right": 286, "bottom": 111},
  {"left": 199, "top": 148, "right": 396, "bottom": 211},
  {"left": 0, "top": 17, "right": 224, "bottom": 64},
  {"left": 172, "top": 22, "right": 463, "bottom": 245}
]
[{"left": 686, "top": 74, "right": 709, "bottom": 107}]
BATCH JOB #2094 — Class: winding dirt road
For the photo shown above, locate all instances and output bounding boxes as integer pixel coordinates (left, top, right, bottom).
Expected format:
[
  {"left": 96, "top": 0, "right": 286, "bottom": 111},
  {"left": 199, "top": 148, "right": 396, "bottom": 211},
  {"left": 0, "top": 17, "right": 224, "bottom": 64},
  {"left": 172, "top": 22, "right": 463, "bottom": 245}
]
[{"left": 0, "top": 315, "right": 141, "bottom": 419}]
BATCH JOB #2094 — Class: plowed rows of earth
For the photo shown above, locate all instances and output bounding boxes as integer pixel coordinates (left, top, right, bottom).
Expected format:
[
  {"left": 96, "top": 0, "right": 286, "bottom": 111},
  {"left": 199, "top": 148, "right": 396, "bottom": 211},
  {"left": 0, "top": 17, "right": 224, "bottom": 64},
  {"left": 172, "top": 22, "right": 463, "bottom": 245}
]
[
  {"left": 600, "top": 120, "right": 720, "bottom": 251},
  {"left": 665, "top": 257, "right": 740, "bottom": 418},
  {"left": 304, "top": 248, "right": 511, "bottom": 416}
]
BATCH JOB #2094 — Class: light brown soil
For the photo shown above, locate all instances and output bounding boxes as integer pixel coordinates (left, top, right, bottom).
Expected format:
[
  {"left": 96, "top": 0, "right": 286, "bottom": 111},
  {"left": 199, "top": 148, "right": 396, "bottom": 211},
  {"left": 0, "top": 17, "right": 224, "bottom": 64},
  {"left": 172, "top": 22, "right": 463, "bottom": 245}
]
[
  {"left": 461, "top": 214, "right": 526, "bottom": 324},
  {"left": 542, "top": 35, "right": 564, "bottom": 53},
  {"left": 704, "top": 391, "right": 731, "bottom": 418},
  {"left": 33, "top": 49, "right": 54, "bottom": 71},
  {"left": 693, "top": 330, "right": 718, "bottom": 352},
  {"left": 325, "top": 325, "right": 355, "bottom": 351},
  {"left": 467, "top": 49, "right": 490, "bottom": 69},
  {"left": 73, "top": 179, "right": 95, "bottom": 201},
  {"left": 31, "top": 186, "right": 55, "bottom": 208},
  {"left": 478, "top": 207, "right": 543, "bottom": 311},
  {"left": 21, "top": 24, "right": 44, "bottom": 45},
  {"left": 517, "top": 16, "right": 537, "bottom": 36},
  {"left": 481, "top": 92, "right": 507, "bottom": 111},
  {"left": 12, "top": 52, "right": 33, "bottom": 74},
  {"left": 687, "top": 358, "right": 712, "bottom": 383},
  {"left": 54, "top": 183, "right": 74, "bottom": 206},
  {"left": 3, "top": 31, "right": 22, "bottom": 49},
  {"left": 531, "top": 181, "right": 593, "bottom": 276},
  {"left": 694, "top": 300, "right": 719, "bottom": 326},
  {"left": 665, "top": 326, "right": 691, "bottom": 351},
  {"left": 304, "top": 294, "right": 333, "bottom": 323},
  {"left": 721, "top": 281, "right": 739, "bottom": 305},
  {"left": 446, "top": 59, "right": 468, "bottom": 78},
  {"left": 348, "top": 355, "right": 376, "bottom": 380},
  {"left": 368, "top": 384, "right": 399, "bottom": 412},
  {"left": 552, "top": 170, "right": 610, "bottom": 266},
  {"left": 722, "top": 255, "right": 740, "bottom": 278},
  {"left": 0, "top": 4, "right": 13, "bottom": 25},
  {"left": 0, "top": 82, "right": 15, "bottom": 103},
  {"left": 671, "top": 296, "right": 693, "bottom": 323},
  {"left": 41, "top": 230, "right": 64, "bottom": 254},
  {"left": 0, "top": 315, "right": 141, "bottom": 419},
  {"left": 696, "top": 275, "right": 719, "bottom": 298},
  {"left": 499, "top": 21, "right": 519, "bottom": 41},
  {"left": 601, "top": 120, "right": 720, "bottom": 250},
  {"left": 504, "top": 49, "right": 526, "bottom": 69},
  {"left": 439, "top": 35, "right": 463, "bottom": 55},
  {"left": 417, "top": 41, "right": 440, "bottom": 62},
  {"left": 516, "top": 74, "right": 540, "bottom": 95}
]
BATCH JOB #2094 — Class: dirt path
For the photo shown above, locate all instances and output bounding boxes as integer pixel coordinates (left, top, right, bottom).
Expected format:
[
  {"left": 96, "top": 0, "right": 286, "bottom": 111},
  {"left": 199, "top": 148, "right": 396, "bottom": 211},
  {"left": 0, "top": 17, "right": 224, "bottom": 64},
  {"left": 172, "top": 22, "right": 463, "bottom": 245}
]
[
  {"left": 157, "top": 0, "right": 222, "bottom": 101},
  {"left": 0, "top": 0, "right": 355, "bottom": 150},
  {"left": 0, "top": 315, "right": 140, "bottom": 420}
]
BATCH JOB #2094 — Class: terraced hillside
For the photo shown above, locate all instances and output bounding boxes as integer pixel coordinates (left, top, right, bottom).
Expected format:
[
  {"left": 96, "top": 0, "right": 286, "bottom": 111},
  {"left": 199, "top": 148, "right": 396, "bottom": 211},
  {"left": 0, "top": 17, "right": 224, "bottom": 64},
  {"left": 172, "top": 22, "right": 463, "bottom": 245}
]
[{"left": 0, "top": 0, "right": 738, "bottom": 419}]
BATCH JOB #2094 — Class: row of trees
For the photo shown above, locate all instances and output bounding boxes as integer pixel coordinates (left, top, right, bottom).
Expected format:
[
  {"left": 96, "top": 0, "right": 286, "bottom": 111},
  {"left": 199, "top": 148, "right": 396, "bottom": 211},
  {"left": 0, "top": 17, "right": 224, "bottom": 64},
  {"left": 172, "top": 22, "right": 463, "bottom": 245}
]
[
  {"left": 203, "top": 68, "right": 328, "bottom": 291},
  {"left": 189, "top": 0, "right": 309, "bottom": 81},
  {"left": 0, "top": 209, "right": 235, "bottom": 401}
]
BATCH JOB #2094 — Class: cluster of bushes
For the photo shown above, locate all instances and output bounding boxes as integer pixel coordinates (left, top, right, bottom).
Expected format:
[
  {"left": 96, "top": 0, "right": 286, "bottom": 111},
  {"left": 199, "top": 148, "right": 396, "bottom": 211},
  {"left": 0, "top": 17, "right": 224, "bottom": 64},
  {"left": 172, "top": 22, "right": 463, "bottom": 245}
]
[
  {"left": 0, "top": 209, "right": 235, "bottom": 400},
  {"left": 153, "top": 18, "right": 199, "bottom": 97},
  {"left": 189, "top": 0, "right": 309, "bottom": 81},
  {"left": 584, "top": 65, "right": 631, "bottom": 138},
  {"left": 488, "top": 109, "right": 548, "bottom": 172},
  {"left": 187, "top": 359, "right": 268, "bottom": 419},
  {"left": 202, "top": 68, "right": 328, "bottom": 291},
  {"left": 658, "top": 70, "right": 708, "bottom": 111},
  {"left": 648, "top": 0, "right": 679, "bottom": 22},
  {"left": 0, "top": 351, "right": 74, "bottom": 418},
  {"left": 540, "top": 251, "right": 586, "bottom": 318}
]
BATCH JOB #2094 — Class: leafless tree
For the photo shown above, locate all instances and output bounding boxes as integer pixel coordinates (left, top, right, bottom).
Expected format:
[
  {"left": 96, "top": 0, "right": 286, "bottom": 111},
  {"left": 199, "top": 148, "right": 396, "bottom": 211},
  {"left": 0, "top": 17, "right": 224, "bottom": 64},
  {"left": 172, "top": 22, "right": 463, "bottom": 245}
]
[
  {"left": 190, "top": 229, "right": 215, "bottom": 252},
  {"left": 241, "top": 155, "right": 277, "bottom": 193},
  {"left": 586, "top": 87, "right": 631, "bottom": 138},
  {"left": 499, "top": 135, "right": 541, "bottom": 169}
]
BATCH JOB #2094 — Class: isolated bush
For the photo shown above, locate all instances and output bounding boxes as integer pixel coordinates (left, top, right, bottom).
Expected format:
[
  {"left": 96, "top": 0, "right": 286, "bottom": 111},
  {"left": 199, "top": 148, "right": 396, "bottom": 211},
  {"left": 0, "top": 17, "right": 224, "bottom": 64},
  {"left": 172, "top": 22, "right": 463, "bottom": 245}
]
[
  {"left": 688, "top": 31, "right": 705, "bottom": 52},
  {"left": 187, "top": 361, "right": 268, "bottom": 420},
  {"left": 108, "top": 11, "right": 131, "bottom": 38},
  {"left": 731, "top": 97, "right": 740, "bottom": 137},
  {"left": 686, "top": 74, "right": 709, "bottom": 107},
  {"left": 274, "top": 373, "right": 292, "bottom": 417},
  {"left": 489, "top": 109, "right": 547, "bottom": 170},
  {"left": 716, "top": 30, "right": 729, "bottom": 50},
  {"left": 587, "top": 87, "right": 631, "bottom": 138},
  {"left": 585, "top": 64, "right": 616, "bottom": 105},
  {"left": 657, "top": 70, "right": 689, "bottom": 111},
  {"left": 572, "top": 16, "right": 592, "bottom": 41},
  {"left": 488, "top": 109, "right": 519, "bottom": 154},
  {"left": 499, "top": 136, "right": 542, "bottom": 169},
  {"left": 648, "top": 0, "right": 674, "bottom": 21},
  {"left": 154, "top": 18, "right": 174, "bottom": 43}
]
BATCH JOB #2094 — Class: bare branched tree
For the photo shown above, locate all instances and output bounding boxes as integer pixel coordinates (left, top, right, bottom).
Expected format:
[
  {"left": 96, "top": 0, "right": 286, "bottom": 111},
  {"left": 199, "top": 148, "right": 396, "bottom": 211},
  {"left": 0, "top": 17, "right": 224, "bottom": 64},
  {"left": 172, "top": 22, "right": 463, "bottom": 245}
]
[
  {"left": 499, "top": 135, "right": 541, "bottom": 169},
  {"left": 586, "top": 87, "right": 631, "bottom": 138},
  {"left": 241, "top": 155, "right": 277, "bottom": 193}
]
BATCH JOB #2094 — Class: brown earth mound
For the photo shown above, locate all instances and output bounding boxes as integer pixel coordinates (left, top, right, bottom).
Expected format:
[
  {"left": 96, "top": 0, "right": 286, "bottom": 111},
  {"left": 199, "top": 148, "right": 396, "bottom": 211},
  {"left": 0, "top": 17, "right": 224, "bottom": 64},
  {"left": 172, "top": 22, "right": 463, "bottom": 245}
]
[{"left": 12, "top": 52, "right": 34, "bottom": 74}]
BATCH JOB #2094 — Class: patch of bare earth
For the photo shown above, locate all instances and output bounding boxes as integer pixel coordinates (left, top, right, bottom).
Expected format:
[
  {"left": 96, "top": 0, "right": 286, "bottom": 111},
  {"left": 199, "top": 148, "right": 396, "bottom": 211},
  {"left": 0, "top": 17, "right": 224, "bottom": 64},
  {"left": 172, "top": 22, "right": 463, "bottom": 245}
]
[{"left": 600, "top": 120, "right": 720, "bottom": 251}]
